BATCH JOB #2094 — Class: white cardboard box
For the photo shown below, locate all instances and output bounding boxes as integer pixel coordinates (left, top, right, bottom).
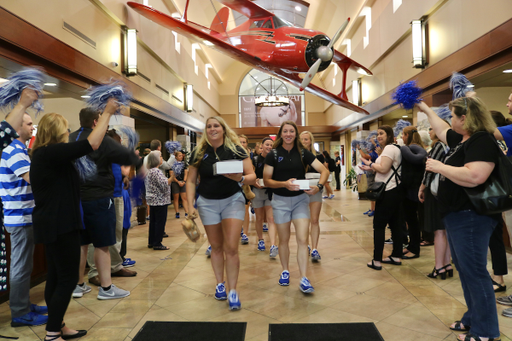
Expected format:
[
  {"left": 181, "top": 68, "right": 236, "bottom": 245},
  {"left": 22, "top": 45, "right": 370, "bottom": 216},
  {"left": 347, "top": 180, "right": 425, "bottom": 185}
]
[
  {"left": 258, "top": 178, "right": 265, "bottom": 187},
  {"left": 293, "top": 179, "right": 311, "bottom": 190},
  {"left": 213, "top": 160, "right": 244, "bottom": 175}
]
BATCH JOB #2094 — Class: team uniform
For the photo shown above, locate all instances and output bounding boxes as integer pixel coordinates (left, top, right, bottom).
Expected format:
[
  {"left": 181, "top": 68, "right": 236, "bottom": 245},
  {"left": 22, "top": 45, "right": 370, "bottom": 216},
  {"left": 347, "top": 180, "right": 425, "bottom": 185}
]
[
  {"left": 190, "top": 144, "right": 248, "bottom": 225},
  {"left": 306, "top": 152, "right": 324, "bottom": 203},
  {"left": 264, "top": 146, "right": 316, "bottom": 224},
  {"left": 252, "top": 154, "right": 271, "bottom": 209}
]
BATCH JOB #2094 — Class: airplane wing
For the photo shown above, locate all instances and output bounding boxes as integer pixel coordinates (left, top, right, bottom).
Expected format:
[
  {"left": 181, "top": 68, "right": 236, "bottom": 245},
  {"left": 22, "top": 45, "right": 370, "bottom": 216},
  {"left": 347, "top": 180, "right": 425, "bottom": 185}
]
[
  {"left": 333, "top": 50, "right": 372, "bottom": 76},
  {"left": 217, "top": 0, "right": 274, "bottom": 19},
  {"left": 271, "top": 70, "right": 369, "bottom": 115}
]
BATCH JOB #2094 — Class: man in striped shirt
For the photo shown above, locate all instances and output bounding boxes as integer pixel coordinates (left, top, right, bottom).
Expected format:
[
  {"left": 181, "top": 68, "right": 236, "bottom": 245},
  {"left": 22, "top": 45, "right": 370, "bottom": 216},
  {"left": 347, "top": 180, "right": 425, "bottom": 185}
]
[{"left": 0, "top": 113, "right": 48, "bottom": 327}]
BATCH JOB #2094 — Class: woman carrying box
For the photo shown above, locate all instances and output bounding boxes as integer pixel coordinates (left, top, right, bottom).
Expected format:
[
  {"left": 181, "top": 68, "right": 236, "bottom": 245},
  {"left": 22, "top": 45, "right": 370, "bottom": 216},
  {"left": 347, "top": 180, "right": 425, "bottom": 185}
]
[
  {"left": 186, "top": 116, "right": 255, "bottom": 311},
  {"left": 263, "top": 121, "right": 328, "bottom": 294}
]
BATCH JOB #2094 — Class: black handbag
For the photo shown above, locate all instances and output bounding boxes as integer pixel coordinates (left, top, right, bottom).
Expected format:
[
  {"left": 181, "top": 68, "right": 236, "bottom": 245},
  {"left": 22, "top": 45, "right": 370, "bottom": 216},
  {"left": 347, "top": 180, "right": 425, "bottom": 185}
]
[
  {"left": 366, "top": 164, "right": 401, "bottom": 201},
  {"left": 463, "top": 139, "right": 512, "bottom": 215}
]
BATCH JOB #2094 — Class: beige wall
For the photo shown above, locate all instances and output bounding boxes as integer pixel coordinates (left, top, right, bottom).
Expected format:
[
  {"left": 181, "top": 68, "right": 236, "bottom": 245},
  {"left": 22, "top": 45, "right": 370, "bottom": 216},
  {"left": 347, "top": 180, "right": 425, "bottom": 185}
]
[{"left": 38, "top": 98, "right": 85, "bottom": 133}]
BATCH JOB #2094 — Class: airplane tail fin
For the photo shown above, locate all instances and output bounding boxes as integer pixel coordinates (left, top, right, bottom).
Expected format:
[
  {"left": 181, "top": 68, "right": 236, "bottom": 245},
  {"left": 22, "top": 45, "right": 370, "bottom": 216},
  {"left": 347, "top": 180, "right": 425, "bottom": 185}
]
[{"left": 210, "top": 7, "right": 229, "bottom": 33}]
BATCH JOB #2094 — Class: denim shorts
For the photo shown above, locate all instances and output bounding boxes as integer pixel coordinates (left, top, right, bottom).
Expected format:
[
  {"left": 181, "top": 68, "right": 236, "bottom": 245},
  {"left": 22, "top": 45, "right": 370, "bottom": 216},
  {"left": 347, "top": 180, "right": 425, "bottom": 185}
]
[
  {"left": 272, "top": 193, "right": 310, "bottom": 224},
  {"left": 197, "top": 191, "right": 246, "bottom": 225},
  {"left": 251, "top": 188, "right": 271, "bottom": 209}
]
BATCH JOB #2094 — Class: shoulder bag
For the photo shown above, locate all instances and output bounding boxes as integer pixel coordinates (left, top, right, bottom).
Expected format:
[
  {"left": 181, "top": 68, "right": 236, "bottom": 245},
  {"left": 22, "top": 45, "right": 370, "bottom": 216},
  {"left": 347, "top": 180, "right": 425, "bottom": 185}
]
[{"left": 366, "top": 163, "right": 401, "bottom": 201}]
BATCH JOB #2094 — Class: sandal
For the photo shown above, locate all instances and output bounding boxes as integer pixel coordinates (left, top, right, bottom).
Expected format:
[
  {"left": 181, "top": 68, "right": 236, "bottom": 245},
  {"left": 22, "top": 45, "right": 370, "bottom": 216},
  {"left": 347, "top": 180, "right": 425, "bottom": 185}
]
[
  {"left": 450, "top": 321, "right": 470, "bottom": 332},
  {"left": 427, "top": 267, "right": 446, "bottom": 280},
  {"left": 381, "top": 257, "right": 401, "bottom": 265},
  {"left": 420, "top": 240, "right": 434, "bottom": 246},
  {"left": 367, "top": 260, "right": 382, "bottom": 271},
  {"left": 45, "top": 335, "right": 61, "bottom": 341},
  {"left": 457, "top": 332, "right": 500, "bottom": 341},
  {"left": 492, "top": 279, "right": 507, "bottom": 293},
  {"left": 153, "top": 245, "right": 169, "bottom": 250}
]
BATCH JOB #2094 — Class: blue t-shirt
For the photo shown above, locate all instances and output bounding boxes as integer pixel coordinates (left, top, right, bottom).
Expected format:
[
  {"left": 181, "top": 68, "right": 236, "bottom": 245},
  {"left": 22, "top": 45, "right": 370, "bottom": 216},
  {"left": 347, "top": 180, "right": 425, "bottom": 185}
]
[{"left": 497, "top": 125, "right": 512, "bottom": 156}]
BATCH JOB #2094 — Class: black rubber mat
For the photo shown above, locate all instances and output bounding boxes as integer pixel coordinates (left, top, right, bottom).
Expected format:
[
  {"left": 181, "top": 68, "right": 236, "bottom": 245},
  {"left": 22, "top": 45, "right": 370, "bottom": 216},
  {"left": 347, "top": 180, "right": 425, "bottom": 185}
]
[
  {"left": 132, "top": 321, "right": 247, "bottom": 341},
  {"left": 269, "top": 322, "right": 384, "bottom": 341}
]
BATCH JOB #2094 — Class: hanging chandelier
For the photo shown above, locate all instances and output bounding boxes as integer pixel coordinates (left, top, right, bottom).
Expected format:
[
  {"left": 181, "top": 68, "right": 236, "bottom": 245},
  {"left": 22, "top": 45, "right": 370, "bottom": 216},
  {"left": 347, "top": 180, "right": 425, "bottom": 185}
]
[{"left": 254, "top": 95, "right": 290, "bottom": 107}]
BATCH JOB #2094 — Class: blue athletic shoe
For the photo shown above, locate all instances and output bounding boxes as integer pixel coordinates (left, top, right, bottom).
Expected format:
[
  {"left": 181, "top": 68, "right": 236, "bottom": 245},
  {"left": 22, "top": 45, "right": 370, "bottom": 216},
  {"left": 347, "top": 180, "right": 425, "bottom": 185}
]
[
  {"left": 241, "top": 234, "right": 249, "bottom": 245},
  {"left": 262, "top": 223, "right": 268, "bottom": 232},
  {"left": 257, "top": 239, "right": 265, "bottom": 251},
  {"left": 228, "top": 290, "right": 241, "bottom": 311},
  {"left": 215, "top": 282, "right": 227, "bottom": 301},
  {"left": 299, "top": 277, "right": 314, "bottom": 294},
  {"left": 363, "top": 209, "right": 372, "bottom": 215},
  {"left": 311, "top": 249, "right": 321, "bottom": 261},
  {"left": 11, "top": 311, "right": 48, "bottom": 327},
  {"left": 30, "top": 304, "right": 48, "bottom": 315},
  {"left": 269, "top": 245, "right": 279, "bottom": 258},
  {"left": 307, "top": 245, "right": 311, "bottom": 255},
  {"left": 122, "top": 258, "right": 136, "bottom": 267},
  {"left": 250, "top": 207, "right": 255, "bottom": 214},
  {"left": 205, "top": 245, "right": 212, "bottom": 257},
  {"left": 368, "top": 210, "right": 375, "bottom": 217},
  {"left": 279, "top": 271, "right": 290, "bottom": 286}
]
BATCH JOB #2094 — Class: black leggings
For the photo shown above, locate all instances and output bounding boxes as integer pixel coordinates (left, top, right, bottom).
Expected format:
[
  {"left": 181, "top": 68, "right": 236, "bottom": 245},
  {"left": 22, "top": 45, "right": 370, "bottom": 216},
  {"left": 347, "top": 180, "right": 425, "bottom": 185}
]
[
  {"left": 44, "top": 230, "right": 80, "bottom": 332},
  {"left": 489, "top": 217, "right": 508, "bottom": 276},
  {"left": 403, "top": 196, "right": 421, "bottom": 255},
  {"left": 373, "top": 187, "right": 404, "bottom": 261}
]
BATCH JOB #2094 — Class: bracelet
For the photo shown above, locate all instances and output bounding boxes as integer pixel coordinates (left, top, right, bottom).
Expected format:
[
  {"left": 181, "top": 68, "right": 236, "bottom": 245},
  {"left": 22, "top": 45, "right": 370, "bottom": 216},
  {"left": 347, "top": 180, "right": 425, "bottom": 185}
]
[{"left": 240, "top": 176, "right": 245, "bottom": 183}]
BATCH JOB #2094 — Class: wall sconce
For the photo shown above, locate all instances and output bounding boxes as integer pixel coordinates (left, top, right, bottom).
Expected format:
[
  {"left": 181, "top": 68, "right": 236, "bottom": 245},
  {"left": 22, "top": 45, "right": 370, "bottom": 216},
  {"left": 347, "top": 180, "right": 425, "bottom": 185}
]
[
  {"left": 185, "top": 84, "right": 193, "bottom": 112},
  {"left": 124, "top": 28, "right": 138, "bottom": 76},
  {"left": 411, "top": 18, "right": 427, "bottom": 69},
  {"left": 352, "top": 79, "right": 361, "bottom": 106}
]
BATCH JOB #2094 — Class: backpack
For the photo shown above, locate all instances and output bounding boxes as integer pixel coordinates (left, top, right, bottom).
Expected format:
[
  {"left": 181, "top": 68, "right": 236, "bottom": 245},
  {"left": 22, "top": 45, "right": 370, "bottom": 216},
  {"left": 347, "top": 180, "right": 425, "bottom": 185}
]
[{"left": 328, "top": 158, "right": 336, "bottom": 172}]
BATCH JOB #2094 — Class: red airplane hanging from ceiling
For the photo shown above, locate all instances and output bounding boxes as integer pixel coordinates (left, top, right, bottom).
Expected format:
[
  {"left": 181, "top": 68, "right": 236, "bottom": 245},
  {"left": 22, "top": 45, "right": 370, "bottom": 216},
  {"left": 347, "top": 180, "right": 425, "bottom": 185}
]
[{"left": 127, "top": 0, "right": 373, "bottom": 115}]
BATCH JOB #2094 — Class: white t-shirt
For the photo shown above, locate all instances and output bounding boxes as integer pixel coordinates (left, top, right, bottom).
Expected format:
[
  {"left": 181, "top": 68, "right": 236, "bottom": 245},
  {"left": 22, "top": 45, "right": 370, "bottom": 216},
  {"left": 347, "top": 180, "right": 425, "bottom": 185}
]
[{"left": 374, "top": 144, "right": 401, "bottom": 191}]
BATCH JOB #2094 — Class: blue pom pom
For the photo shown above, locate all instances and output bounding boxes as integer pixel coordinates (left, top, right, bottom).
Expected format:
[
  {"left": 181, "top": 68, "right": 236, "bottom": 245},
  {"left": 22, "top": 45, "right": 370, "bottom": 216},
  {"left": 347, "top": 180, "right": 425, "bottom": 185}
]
[
  {"left": 393, "top": 119, "right": 411, "bottom": 137},
  {"left": 434, "top": 104, "right": 452, "bottom": 122},
  {"left": 85, "top": 79, "right": 132, "bottom": 114},
  {"left": 450, "top": 72, "right": 474, "bottom": 100},
  {"left": 392, "top": 81, "right": 423, "bottom": 110},
  {"left": 117, "top": 126, "right": 139, "bottom": 150},
  {"left": 0, "top": 67, "right": 46, "bottom": 114},
  {"left": 75, "top": 156, "right": 97, "bottom": 182},
  {"left": 351, "top": 140, "right": 360, "bottom": 149},
  {"left": 165, "top": 141, "right": 182, "bottom": 154}
]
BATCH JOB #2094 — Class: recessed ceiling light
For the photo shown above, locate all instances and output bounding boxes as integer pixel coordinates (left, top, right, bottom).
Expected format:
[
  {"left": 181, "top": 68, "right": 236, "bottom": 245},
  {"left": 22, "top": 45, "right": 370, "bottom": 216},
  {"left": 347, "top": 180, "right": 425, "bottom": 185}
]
[
  {"left": 402, "top": 115, "right": 409, "bottom": 118},
  {"left": 467, "top": 84, "right": 475, "bottom": 88},
  {"left": 295, "top": 6, "right": 301, "bottom": 11},
  {"left": 44, "top": 82, "right": 57, "bottom": 86},
  {"left": 503, "top": 69, "right": 512, "bottom": 73},
  {"left": 81, "top": 95, "right": 91, "bottom": 98}
]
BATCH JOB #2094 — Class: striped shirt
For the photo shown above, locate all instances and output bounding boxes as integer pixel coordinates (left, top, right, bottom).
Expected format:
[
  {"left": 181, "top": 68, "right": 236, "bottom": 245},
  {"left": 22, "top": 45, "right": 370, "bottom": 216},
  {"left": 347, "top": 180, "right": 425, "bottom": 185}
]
[{"left": 0, "top": 139, "right": 34, "bottom": 227}]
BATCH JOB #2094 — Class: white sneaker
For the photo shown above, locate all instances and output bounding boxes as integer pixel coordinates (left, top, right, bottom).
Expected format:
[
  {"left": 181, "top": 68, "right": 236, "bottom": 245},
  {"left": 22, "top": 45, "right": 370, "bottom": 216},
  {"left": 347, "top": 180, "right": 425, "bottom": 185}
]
[
  {"left": 269, "top": 245, "right": 279, "bottom": 258},
  {"left": 72, "top": 284, "right": 92, "bottom": 298},
  {"left": 97, "top": 284, "right": 130, "bottom": 300}
]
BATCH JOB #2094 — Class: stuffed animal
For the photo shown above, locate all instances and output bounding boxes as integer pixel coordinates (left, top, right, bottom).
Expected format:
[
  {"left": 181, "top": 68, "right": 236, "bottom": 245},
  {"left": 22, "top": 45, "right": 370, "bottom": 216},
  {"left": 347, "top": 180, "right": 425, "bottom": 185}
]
[
  {"left": 242, "top": 184, "right": 255, "bottom": 200},
  {"left": 181, "top": 211, "right": 200, "bottom": 242}
]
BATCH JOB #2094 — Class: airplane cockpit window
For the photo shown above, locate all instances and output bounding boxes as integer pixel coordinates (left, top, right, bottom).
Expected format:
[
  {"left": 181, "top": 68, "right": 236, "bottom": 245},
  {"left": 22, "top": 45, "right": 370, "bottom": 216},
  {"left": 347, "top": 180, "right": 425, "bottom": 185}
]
[
  {"left": 262, "top": 20, "right": 273, "bottom": 29},
  {"left": 272, "top": 17, "right": 293, "bottom": 29},
  {"left": 249, "top": 20, "right": 266, "bottom": 29}
]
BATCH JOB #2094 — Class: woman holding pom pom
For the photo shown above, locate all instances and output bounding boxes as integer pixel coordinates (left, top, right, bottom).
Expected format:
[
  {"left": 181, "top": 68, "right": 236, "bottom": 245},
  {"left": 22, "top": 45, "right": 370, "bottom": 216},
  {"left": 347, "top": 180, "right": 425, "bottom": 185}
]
[
  {"left": 416, "top": 98, "right": 500, "bottom": 341},
  {"left": 186, "top": 116, "right": 255, "bottom": 311},
  {"left": 30, "top": 99, "right": 119, "bottom": 341}
]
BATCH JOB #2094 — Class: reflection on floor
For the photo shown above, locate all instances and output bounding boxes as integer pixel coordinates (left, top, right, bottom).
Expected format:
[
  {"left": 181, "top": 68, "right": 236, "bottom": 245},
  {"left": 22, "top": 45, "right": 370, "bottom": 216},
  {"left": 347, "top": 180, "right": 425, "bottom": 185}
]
[{"left": 2, "top": 188, "right": 512, "bottom": 341}]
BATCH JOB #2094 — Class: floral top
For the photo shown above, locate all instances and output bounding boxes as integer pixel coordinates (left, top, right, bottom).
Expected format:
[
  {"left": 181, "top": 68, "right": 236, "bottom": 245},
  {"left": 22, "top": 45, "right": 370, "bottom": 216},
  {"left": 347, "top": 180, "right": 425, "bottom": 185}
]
[{"left": 145, "top": 168, "right": 171, "bottom": 206}]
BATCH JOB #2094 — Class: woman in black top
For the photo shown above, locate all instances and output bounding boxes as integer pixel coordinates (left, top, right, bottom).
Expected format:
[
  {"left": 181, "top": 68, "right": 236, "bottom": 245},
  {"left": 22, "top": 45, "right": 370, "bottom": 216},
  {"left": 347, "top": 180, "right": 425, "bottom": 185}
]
[
  {"left": 400, "top": 126, "right": 427, "bottom": 260},
  {"left": 263, "top": 121, "right": 328, "bottom": 294},
  {"left": 30, "top": 99, "right": 118, "bottom": 341},
  {"left": 186, "top": 116, "right": 255, "bottom": 311},
  {"left": 417, "top": 98, "right": 500, "bottom": 341},
  {"left": 322, "top": 150, "right": 335, "bottom": 199},
  {"left": 170, "top": 150, "right": 189, "bottom": 218}
]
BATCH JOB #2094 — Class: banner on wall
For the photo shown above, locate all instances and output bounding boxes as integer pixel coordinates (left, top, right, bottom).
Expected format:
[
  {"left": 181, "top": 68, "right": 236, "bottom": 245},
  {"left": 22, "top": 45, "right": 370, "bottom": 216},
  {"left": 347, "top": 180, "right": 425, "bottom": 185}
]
[{"left": 240, "top": 96, "right": 303, "bottom": 127}]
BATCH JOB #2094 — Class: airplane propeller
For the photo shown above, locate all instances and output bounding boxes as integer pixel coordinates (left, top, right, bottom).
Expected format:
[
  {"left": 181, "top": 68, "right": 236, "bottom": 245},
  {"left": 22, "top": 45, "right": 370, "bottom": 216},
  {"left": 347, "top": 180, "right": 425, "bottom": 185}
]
[{"left": 300, "top": 19, "right": 350, "bottom": 91}]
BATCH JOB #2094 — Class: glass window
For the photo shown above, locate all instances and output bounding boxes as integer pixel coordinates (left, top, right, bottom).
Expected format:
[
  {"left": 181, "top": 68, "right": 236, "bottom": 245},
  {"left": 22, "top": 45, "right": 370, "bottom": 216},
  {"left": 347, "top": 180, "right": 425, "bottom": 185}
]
[
  {"left": 272, "top": 16, "right": 292, "bottom": 29},
  {"left": 262, "top": 20, "right": 273, "bottom": 29},
  {"left": 249, "top": 20, "right": 266, "bottom": 29}
]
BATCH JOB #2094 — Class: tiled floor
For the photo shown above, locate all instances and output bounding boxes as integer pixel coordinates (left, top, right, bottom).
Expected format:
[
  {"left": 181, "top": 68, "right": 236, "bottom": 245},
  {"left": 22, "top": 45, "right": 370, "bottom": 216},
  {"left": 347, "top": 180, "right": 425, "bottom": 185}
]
[{"left": 2, "top": 188, "right": 512, "bottom": 340}]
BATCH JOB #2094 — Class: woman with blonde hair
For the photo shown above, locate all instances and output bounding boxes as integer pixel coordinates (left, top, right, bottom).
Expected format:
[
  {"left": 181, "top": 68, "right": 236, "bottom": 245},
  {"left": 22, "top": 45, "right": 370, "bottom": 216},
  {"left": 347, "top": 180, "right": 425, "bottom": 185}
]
[
  {"left": 300, "top": 131, "right": 327, "bottom": 261},
  {"left": 417, "top": 97, "right": 500, "bottom": 341},
  {"left": 186, "top": 116, "right": 255, "bottom": 310},
  {"left": 30, "top": 99, "right": 118, "bottom": 341},
  {"left": 264, "top": 121, "right": 328, "bottom": 293}
]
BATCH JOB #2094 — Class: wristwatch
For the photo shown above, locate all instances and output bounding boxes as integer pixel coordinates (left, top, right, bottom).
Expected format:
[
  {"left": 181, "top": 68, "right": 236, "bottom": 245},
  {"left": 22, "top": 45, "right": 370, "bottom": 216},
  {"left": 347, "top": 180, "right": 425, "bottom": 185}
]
[{"left": 317, "top": 183, "right": 324, "bottom": 191}]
